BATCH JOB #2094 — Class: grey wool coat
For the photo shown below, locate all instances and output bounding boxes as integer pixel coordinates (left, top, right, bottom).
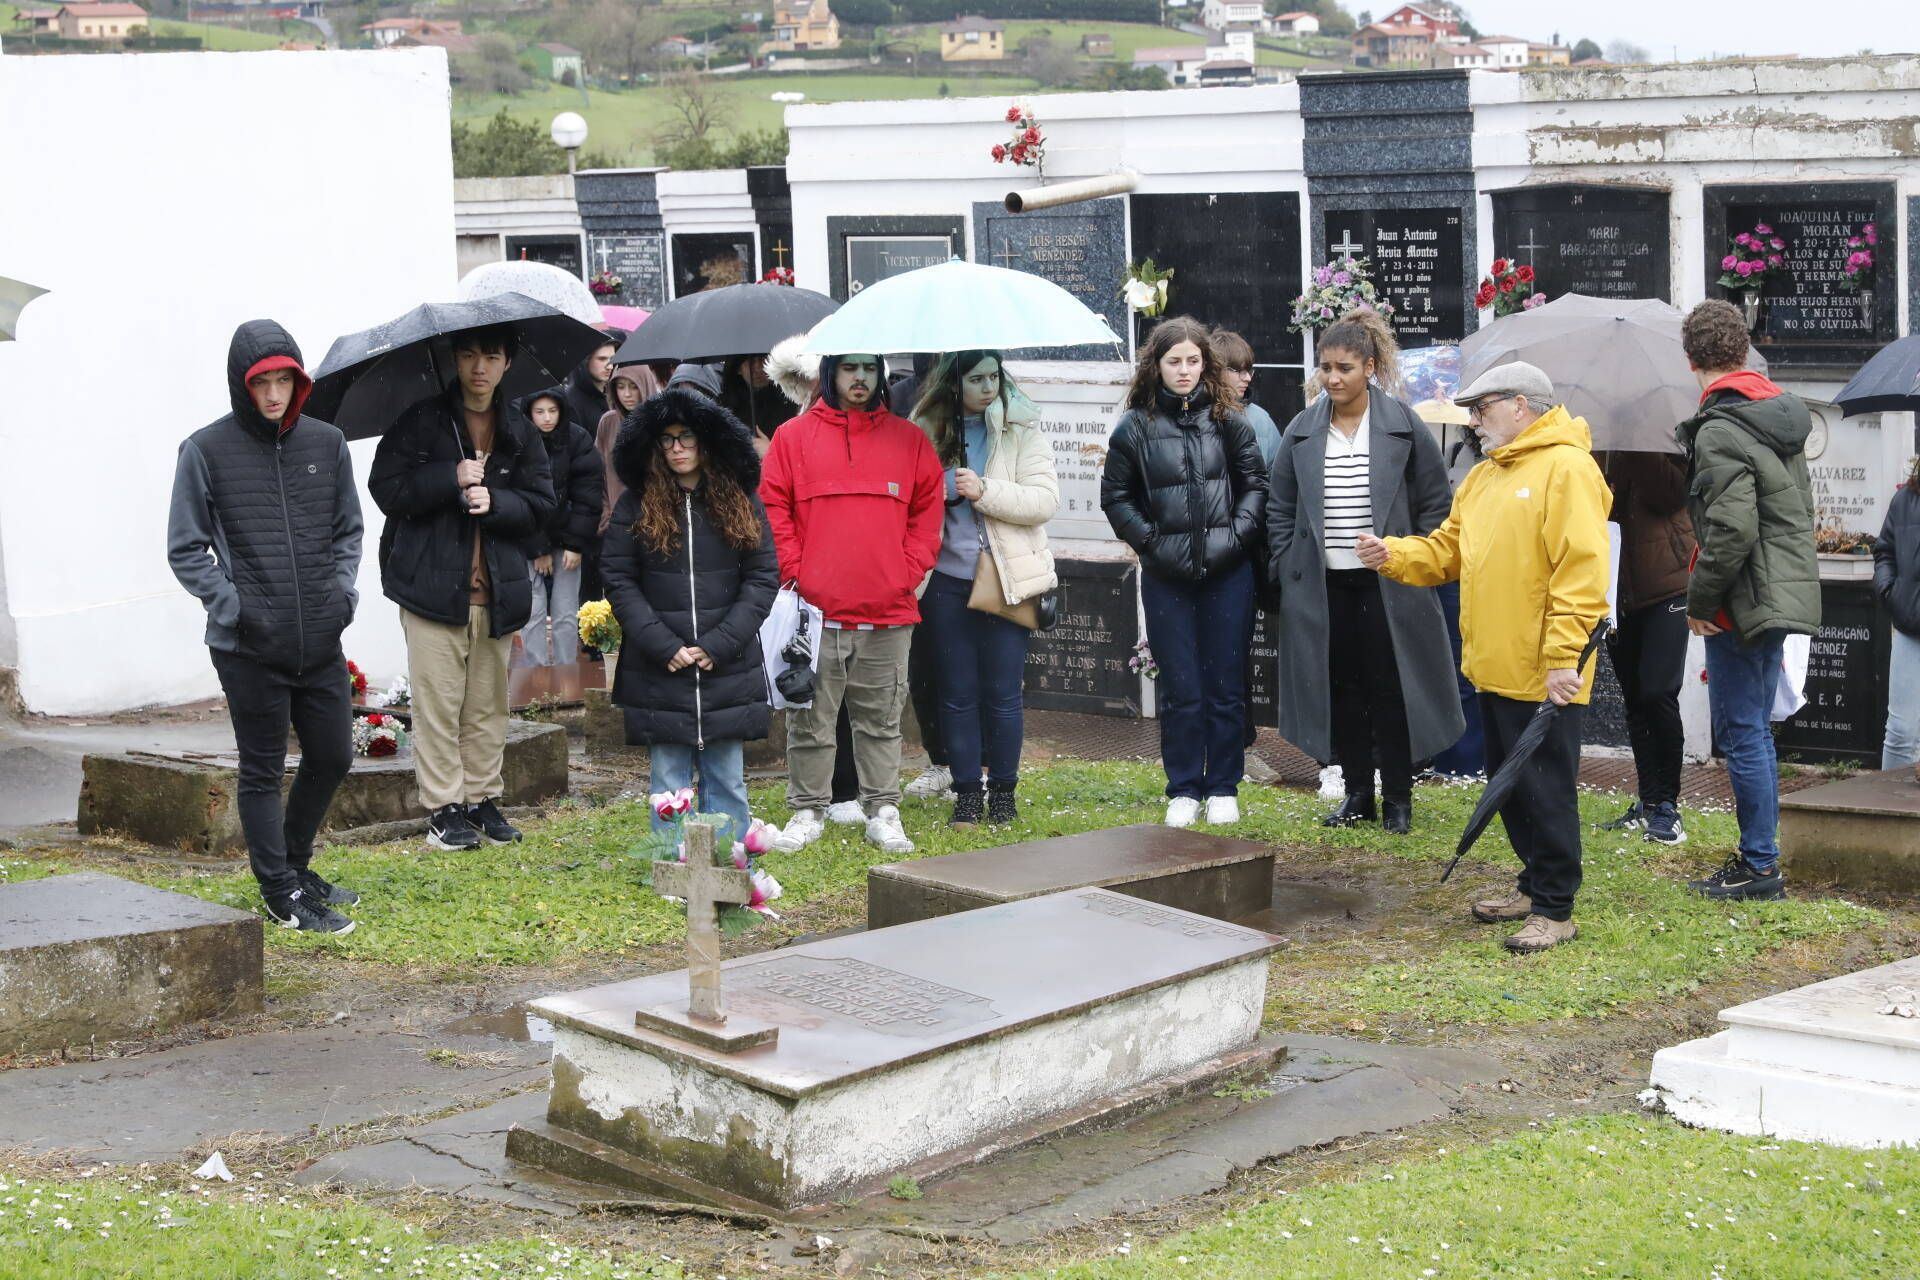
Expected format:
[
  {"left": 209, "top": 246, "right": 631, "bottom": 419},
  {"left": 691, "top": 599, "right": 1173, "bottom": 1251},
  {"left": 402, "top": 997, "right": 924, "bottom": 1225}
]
[{"left": 1266, "top": 393, "right": 1466, "bottom": 765}]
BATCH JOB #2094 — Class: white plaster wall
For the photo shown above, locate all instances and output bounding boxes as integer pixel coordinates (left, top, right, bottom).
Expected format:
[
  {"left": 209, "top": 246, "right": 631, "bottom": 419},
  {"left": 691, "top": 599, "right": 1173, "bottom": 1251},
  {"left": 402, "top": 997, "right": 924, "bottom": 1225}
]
[
  {"left": 658, "top": 168, "right": 762, "bottom": 288},
  {"left": 0, "top": 49, "right": 457, "bottom": 714}
]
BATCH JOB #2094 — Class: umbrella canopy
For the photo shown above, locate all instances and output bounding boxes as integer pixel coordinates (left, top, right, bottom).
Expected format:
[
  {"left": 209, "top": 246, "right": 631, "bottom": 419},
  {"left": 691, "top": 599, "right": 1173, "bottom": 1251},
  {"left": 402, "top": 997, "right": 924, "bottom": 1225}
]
[
  {"left": 458, "top": 260, "right": 603, "bottom": 326},
  {"left": 1439, "top": 620, "right": 1611, "bottom": 884},
  {"left": 616, "top": 283, "right": 839, "bottom": 365},
  {"left": 1458, "top": 294, "right": 1766, "bottom": 454},
  {"left": 0, "top": 275, "right": 49, "bottom": 342},
  {"left": 1834, "top": 335, "right": 1920, "bottom": 417},
  {"left": 800, "top": 259, "right": 1121, "bottom": 356},
  {"left": 599, "top": 304, "right": 651, "bottom": 331},
  {"left": 308, "top": 293, "right": 608, "bottom": 441}
]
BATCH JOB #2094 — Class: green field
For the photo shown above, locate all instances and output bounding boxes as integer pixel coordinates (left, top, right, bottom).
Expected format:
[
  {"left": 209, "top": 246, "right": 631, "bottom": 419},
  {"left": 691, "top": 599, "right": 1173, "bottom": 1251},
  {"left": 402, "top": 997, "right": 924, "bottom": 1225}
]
[
  {"left": 455, "top": 73, "right": 1047, "bottom": 165},
  {"left": 150, "top": 17, "right": 319, "bottom": 49}
]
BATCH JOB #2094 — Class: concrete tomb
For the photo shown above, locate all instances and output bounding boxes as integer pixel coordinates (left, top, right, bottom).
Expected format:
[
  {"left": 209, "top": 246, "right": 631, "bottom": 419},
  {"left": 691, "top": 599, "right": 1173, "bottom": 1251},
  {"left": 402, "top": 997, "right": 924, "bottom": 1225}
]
[
  {"left": 78, "top": 719, "right": 568, "bottom": 856},
  {"left": 867, "top": 823, "right": 1273, "bottom": 929},
  {"left": 508, "top": 887, "right": 1282, "bottom": 1208},
  {"left": 1649, "top": 954, "right": 1920, "bottom": 1149},
  {"left": 1778, "top": 768, "right": 1920, "bottom": 893},
  {"left": 0, "top": 872, "right": 262, "bottom": 1056}
]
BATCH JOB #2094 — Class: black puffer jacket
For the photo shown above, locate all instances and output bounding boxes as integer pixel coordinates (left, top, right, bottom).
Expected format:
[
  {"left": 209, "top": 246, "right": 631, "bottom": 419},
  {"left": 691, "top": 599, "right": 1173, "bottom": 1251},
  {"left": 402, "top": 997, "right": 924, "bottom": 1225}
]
[
  {"left": 509, "top": 388, "right": 605, "bottom": 559},
  {"left": 166, "top": 320, "right": 362, "bottom": 674},
  {"left": 368, "top": 385, "right": 555, "bottom": 637},
  {"left": 1100, "top": 387, "right": 1267, "bottom": 582},
  {"left": 562, "top": 363, "right": 610, "bottom": 448},
  {"left": 1875, "top": 483, "right": 1920, "bottom": 638},
  {"left": 602, "top": 390, "right": 780, "bottom": 747}
]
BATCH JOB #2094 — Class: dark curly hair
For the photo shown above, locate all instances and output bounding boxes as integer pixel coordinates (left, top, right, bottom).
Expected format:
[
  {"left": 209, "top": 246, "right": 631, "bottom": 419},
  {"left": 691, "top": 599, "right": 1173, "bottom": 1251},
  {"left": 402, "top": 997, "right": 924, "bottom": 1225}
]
[
  {"left": 1124, "top": 316, "right": 1240, "bottom": 421},
  {"left": 634, "top": 443, "right": 763, "bottom": 556}
]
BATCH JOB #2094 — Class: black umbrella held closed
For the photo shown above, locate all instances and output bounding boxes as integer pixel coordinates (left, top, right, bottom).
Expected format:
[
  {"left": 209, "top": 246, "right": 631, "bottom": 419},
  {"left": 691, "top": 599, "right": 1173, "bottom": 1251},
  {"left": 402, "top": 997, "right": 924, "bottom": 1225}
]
[
  {"left": 308, "top": 293, "right": 610, "bottom": 441},
  {"left": 1439, "top": 618, "right": 1613, "bottom": 884},
  {"left": 1834, "top": 335, "right": 1920, "bottom": 417},
  {"left": 615, "top": 283, "right": 839, "bottom": 366}
]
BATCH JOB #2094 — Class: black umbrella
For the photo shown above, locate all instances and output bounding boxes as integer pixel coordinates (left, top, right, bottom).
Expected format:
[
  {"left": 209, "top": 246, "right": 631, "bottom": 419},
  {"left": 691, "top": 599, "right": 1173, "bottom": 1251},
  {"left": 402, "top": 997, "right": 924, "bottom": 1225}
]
[
  {"left": 1834, "top": 335, "right": 1920, "bottom": 417},
  {"left": 1439, "top": 619, "right": 1613, "bottom": 884},
  {"left": 308, "top": 293, "right": 609, "bottom": 441},
  {"left": 615, "top": 283, "right": 839, "bottom": 366}
]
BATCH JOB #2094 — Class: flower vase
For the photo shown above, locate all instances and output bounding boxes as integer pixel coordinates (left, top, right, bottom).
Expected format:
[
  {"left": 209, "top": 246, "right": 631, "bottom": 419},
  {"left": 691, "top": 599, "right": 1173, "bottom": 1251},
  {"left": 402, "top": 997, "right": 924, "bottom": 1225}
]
[
  {"left": 1740, "top": 290, "right": 1763, "bottom": 331},
  {"left": 1859, "top": 289, "right": 1874, "bottom": 314},
  {"left": 604, "top": 649, "right": 619, "bottom": 692}
]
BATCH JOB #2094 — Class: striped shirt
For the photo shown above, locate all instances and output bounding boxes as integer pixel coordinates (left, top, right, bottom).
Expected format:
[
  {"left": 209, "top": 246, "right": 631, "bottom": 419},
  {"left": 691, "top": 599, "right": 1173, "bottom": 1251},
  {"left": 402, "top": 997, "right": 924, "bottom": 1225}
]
[{"left": 1322, "top": 408, "right": 1373, "bottom": 570}]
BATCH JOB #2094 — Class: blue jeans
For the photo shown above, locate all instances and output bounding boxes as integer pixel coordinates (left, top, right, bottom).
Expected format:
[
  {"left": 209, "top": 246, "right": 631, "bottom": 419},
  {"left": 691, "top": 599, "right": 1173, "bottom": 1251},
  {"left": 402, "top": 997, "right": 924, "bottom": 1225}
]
[
  {"left": 649, "top": 740, "right": 749, "bottom": 846},
  {"left": 1885, "top": 629, "right": 1920, "bottom": 771},
  {"left": 1142, "top": 561, "right": 1254, "bottom": 800},
  {"left": 1706, "top": 628, "right": 1784, "bottom": 871},
  {"left": 922, "top": 572, "right": 1029, "bottom": 790}
]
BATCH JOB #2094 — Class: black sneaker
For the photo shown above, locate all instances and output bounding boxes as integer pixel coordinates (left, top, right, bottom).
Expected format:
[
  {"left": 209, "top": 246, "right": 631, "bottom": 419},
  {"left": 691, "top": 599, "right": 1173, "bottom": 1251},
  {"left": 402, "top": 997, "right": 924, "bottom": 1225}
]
[
  {"left": 986, "top": 788, "right": 1018, "bottom": 825},
  {"left": 1643, "top": 801, "right": 1687, "bottom": 846},
  {"left": 468, "top": 798, "right": 522, "bottom": 844},
  {"left": 949, "top": 790, "right": 984, "bottom": 828},
  {"left": 1687, "top": 855, "right": 1785, "bottom": 901},
  {"left": 427, "top": 804, "right": 481, "bottom": 851},
  {"left": 1597, "top": 800, "right": 1646, "bottom": 832},
  {"left": 297, "top": 867, "right": 359, "bottom": 907},
  {"left": 264, "top": 889, "right": 355, "bottom": 934}
]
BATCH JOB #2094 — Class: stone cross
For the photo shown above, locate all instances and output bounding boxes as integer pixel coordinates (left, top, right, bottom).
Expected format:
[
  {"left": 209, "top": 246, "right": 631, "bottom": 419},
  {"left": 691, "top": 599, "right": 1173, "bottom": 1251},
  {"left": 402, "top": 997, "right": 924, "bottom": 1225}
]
[
  {"left": 1330, "top": 228, "right": 1364, "bottom": 260},
  {"left": 1517, "top": 226, "right": 1547, "bottom": 265},
  {"left": 649, "top": 819, "right": 753, "bottom": 1025},
  {"left": 992, "top": 241, "right": 1023, "bottom": 269}
]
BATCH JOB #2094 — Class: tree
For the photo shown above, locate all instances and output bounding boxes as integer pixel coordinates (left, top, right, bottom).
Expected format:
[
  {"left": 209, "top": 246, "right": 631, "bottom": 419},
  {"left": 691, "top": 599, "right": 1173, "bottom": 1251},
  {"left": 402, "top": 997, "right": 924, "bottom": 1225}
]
[
  {"left": 829, "top": 0, "right": 893, "bottom": 25},
  {"left": 1355, "top": 10, "right": 1372, "bottom": 26},
  {"left": 1086, "top": 62, "right": 1169, "bottom": 90},
  {"left": 1604, "top": 39, "right": 1650, "bottom": 63},
  {"left": 659, "top": 70, "right": 736, "bottom": 154},
  {"left": 451, "top": 108, "right": 566, "bottom": 178},
  {"left": 451, "top": 33, "right": 531, "bottom": 95},
  {"left": 657, "top": 127, "right": 789, "bottom": 171},
  {"left": 559, "top": 0, "right": 672, "bottom": 86},
  {"left": 1306, "top": 0, "right": 1353, "bottom": 36},
  {"left": 1023, "top": 35, "right": 1084, "bottom": 88},
  {"left": 1570, "top": 36, "right": 1602, "bottom": 61}
]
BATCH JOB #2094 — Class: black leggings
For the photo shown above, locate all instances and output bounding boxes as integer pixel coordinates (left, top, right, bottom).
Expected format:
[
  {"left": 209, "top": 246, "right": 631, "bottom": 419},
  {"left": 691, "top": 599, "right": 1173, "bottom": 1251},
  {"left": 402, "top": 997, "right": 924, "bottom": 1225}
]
[
  {"left": 1607, "top": 594, "right": 1689, "bottom": 808},
  {"left": 1326, "top": 569, "right": 1413, "bottom": 802}
]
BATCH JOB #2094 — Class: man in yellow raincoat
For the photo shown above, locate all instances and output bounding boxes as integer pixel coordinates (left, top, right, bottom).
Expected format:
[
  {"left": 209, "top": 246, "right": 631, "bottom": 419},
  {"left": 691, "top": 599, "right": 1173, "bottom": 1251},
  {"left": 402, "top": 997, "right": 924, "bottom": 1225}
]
[{"left": 1357, "top": 362, "right": 1612, "bottom": 954}]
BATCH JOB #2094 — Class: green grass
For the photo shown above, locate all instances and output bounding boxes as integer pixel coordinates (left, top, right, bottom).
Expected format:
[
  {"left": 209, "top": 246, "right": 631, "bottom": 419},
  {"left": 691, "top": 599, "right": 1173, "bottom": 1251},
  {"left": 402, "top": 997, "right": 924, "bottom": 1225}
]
[
  {"left": 1008, "top": 1114, "right": 1920, "bottom": 1279},
  {"left": 0, "top": 1168, "right": 685, "bottom": 1279},
  {"left": 150, "top": 17, "right": 318, "bottom": 48},
  {"left": 454, "top": 73, "right": 1044, "bottom": 165}
]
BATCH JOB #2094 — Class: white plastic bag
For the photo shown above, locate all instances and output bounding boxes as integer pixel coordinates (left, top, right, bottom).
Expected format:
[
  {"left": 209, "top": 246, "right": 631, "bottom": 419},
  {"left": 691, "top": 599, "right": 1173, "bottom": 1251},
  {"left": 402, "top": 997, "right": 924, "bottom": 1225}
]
[
  {"left": 760, "top": 583, "right": 823, "bottom": 710},
  {"left": 1771, "top": 632, "right": 1811, "bottom": 723}
]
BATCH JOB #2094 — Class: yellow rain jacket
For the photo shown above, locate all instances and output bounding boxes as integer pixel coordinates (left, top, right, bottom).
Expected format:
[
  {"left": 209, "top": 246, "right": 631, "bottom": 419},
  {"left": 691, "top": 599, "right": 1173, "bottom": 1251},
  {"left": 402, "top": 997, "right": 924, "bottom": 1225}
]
[{"left": 1381, "top": 405, "right": 1613, "bottom": 704}]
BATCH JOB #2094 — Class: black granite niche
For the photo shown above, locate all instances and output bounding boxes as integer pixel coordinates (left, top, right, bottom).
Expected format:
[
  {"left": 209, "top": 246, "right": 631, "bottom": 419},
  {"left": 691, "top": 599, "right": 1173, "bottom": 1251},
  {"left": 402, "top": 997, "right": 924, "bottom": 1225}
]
[
  {"left": 671, "top": 231, "right": 758, "bottom": 298},
  {"left": 1024, "top": 560, "right": 1141, "bottom": 717},
  {"left": 1321, "top": 207, "right": 1467, "bottom": 342},
  {"left": 504, "top": 234, "right": 582, "bottom": 279},
  {"left": 1491, "top": 184, "right": 1670, "bottom": 303},
  {"left": 972, "top": 196, "right": 1129, "bottom": 361},
  {"left": 1702, "top": 181, "right": 1898, "bottom": 371},
  {"left": 747, "top": 166, "right": 794, "bottom": 280},
  {"left": 574, "top": 170, "right": 667, "bottom": 308},
  {"left": 825, "top": 215, "right": 964, "bottom": 302},
  {"left": 1775, "top": 583, "right": 1892, "bottom": 765}
]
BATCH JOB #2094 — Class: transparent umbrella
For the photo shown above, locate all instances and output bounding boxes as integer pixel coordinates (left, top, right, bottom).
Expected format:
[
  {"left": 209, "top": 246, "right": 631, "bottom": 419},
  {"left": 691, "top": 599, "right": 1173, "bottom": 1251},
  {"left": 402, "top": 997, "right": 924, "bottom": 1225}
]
[
  {"left": 459, "top": 259, "right": 603, "bottom": 326},
  {"left": 799, "top": 260, "right": 1120, "bottom": 356}
]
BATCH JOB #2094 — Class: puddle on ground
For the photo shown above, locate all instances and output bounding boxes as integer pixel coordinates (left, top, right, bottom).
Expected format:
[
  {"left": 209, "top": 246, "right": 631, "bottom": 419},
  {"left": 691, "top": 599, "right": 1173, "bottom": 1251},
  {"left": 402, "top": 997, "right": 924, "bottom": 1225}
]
[
  {"left": 1234, "top": 880, "right": 1373, "bottom": 935},
  {"left": 441, "top": 1004, "right": 554, "bottom": 1044}
]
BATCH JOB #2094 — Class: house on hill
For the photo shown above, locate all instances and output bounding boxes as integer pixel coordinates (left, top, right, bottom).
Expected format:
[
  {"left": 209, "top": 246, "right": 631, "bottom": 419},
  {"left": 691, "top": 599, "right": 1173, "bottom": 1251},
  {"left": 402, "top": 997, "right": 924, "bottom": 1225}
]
[
  {"left": 361, "top": 17, "right": 463, "bottom": 47},
  {"left": 1528, "top": 42, "right": 1571, "bottom": 66},
  {"left": 763, "top": 0, "right": 840, "bottom": 52},
  {"left": 14, "top": 7, "right": 61, "bottom": 32},
  {"left": 56, "top": 2, "right": 147, "bottom": 39},
  {"left": 530, "top": 42, "right": 584, "bottom": 82},
  {"left": 1268, "top": 10, "right": 1319, "bottom": 35},
  {"left": 1133, "top": 43, "right": 1208, "bottom": 85},
  {"left": 1199, "top": 0, "right": 1260, "bottom": 30},
  {"left": 940, "top": 15, "right": 1004, "bottom": 61},
  {"left": 1081, "top": 31, "right": 1112, "bottom": 56}
]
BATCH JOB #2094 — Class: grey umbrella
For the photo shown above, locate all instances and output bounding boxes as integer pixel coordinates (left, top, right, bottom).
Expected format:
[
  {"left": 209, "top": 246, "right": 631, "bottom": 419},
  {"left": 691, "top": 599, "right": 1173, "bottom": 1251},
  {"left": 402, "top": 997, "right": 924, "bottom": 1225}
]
[
  {"left": 1458, "top": 294, "right": 1766, "bottom": 453},
  {"left": 0, "top": 275, "right": 49, "bottom": 342}
]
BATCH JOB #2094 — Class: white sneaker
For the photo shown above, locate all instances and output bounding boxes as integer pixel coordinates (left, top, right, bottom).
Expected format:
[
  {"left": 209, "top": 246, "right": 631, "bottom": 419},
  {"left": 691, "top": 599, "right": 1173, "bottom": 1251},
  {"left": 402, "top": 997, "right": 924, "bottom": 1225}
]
[
  {"left": 1165, "top": 797, "right": 1201, "bottom": 828},
  {"left": 772, "top": 808, "right": 824, "bottom": 852},
  {"left": 825, "top": 800, "right": 867, "bottom": 825},
  {"left": 864, "top": 804, "right": 915, "bottom": 854},
  {"left": 904, "top": 765, "right": 954, "bottom": 798},
  {"left": 1205, "top": 796, "right": 1241, "bottom": 825}
]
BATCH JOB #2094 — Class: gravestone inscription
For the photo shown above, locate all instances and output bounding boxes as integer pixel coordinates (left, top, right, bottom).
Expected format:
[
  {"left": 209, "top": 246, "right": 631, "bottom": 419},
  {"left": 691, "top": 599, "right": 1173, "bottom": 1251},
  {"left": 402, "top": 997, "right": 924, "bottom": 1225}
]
[
  {"left": 1776, "top": 583, "right": 1889, "bottom": 764},
  {"left": 586, "top": 233, "right": 666, "bottom": 309},
  {"left": 505, "top": 234, "right": 582, "bottom": 279},
  {"left": 826, "top": 216, "right": 963, "bottom": 302},
  {"left": 1321, "top": 208, "right": 1466, "bottom": 342},
  {"left": 1247, "top": 608, "right": 1279, "bottom": 729},
  {"left": 1025, "top": 559, "right": 1139, "bottom": 716},
  {"left": 740, "top": 955, "right": 999, "bottom": 1035},
  {"left": 847, "top": 236, "right": 951, "bottom": 293},
  {"left": 973, "top": 197, "right": 1128, "bottom": 360},
  {"left": 1492, "top": 185, "right": 1670, "bottom": 302}
]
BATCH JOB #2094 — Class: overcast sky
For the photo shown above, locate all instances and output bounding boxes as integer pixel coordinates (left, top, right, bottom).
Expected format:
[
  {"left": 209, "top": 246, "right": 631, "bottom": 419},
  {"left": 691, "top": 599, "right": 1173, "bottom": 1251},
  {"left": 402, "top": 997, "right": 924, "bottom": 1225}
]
[{"left": 1348, "top": 2, "right": 1918, "bottom": 62}]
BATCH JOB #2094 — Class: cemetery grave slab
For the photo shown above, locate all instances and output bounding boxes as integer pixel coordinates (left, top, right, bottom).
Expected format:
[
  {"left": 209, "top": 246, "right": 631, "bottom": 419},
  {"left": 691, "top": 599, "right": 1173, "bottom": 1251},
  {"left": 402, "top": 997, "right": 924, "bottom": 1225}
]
[
  {"left": 866, "top": 824, "right": 1274, "bottom": 929},
  {"left": 1649, "top": 954, "right": 1920, "bottom": 1149},
  {"left": 1779, "top": 768, "right": 1920, "bottom": 893},
  {"left": 77, "top": 719, "right": 568, "bottom": 855},
  {"left": 0, "top": 872, "right": 261, "bottom": 1056},
  {"left": 508, "top": 888, "right": 1282, "bottom": 1208}
]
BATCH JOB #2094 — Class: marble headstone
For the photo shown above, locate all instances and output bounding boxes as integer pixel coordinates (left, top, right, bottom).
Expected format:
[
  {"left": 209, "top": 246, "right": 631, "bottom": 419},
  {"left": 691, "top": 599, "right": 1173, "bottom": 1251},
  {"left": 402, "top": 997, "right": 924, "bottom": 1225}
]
[{"left": 972, "top": 196, "right": 1128, "bottom": 360}]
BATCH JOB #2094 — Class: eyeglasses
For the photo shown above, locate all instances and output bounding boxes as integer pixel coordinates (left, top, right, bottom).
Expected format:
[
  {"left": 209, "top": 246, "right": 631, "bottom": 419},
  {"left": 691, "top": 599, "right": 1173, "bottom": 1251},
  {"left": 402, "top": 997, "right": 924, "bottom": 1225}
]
[
  {"left": 658, "top": 433, "right": 698, "bottom": 453},
  {"left": 1464, "top": 394, "right": 1515, "bottom": 419}
]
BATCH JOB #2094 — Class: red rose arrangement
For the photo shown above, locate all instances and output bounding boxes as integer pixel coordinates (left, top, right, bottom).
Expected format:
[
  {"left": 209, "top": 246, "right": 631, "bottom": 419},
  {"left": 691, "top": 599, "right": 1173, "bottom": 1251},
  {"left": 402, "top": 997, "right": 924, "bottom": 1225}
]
[
  {"left": 345, "top": 659, "right": 368, "bottom": 699},
  {"left": 1475, "top": 257, "right": 1542, "bottom": 318},
  {"left": 990, "top": 103, "right": 1045, "bottom": 169},
  {"left": 759, "top": 267, "right": 795, "bottom": 286},
  {"left": 352, "top": 712, "right": 404, "bottom": 758}
]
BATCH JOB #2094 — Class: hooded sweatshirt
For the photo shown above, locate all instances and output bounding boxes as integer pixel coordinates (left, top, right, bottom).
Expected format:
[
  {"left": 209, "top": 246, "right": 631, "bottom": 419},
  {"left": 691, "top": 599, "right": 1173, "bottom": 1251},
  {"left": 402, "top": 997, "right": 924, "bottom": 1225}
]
[
  {"left": 758, "top": 359, "right": 944, "bottom": 626},
  {"left": 1677, "top": 371, "right": 1821, "bottom": 640},
  {"left": 1380, "top": 404, "right": 1613, "bottom": 703},
  {"left": 167, "top": 320, "right": 362, "bottom": 674}
]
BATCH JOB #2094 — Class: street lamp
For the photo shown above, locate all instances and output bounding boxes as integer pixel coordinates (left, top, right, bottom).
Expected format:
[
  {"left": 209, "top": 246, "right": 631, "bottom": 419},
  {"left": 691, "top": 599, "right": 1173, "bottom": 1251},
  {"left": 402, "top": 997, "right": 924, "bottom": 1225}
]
[{"left": 551, "top": 111, "right": 589, "bottom": 174}]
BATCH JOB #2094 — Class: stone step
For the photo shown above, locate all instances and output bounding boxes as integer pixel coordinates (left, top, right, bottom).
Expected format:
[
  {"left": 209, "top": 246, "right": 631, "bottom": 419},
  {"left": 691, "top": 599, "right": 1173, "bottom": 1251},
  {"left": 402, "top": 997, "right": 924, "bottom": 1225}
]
[
  {"left": 1717, "top": 955, "right": 1920, "bottom": 1089},
  {"left": 1779, "top": 767, "right": 1920, "bottom": 893}
]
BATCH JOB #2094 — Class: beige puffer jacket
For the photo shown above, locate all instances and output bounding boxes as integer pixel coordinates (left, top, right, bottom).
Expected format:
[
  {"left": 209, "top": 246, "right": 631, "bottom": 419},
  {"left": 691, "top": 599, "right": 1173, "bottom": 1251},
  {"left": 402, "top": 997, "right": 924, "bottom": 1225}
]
[{"left": 918, "top": 386, "right": 1059, "bottom": 605}]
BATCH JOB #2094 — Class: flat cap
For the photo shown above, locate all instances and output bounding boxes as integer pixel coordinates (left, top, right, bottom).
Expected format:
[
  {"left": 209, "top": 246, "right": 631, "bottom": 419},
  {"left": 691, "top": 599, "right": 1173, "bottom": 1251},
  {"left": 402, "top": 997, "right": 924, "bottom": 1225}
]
[{"left": 1453, "top": 360, "right": 1553, "bottom": 407}]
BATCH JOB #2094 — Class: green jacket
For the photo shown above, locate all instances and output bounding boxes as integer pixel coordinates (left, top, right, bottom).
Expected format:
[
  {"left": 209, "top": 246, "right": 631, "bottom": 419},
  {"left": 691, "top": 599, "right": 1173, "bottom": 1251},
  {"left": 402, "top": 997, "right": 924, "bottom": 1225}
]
[{"left": 1677, "top": 388, "right": 1821, "bottom": 641}]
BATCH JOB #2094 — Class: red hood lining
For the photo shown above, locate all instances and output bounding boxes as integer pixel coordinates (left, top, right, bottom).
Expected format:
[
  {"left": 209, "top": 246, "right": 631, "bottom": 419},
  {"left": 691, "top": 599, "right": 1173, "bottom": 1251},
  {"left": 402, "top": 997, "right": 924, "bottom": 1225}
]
[
  {"left": 1701, "top": 370, "right": 1783, "bottom": 405},
  {"left": 244, "top": 354, "right": 312, "bottom": 435}
]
